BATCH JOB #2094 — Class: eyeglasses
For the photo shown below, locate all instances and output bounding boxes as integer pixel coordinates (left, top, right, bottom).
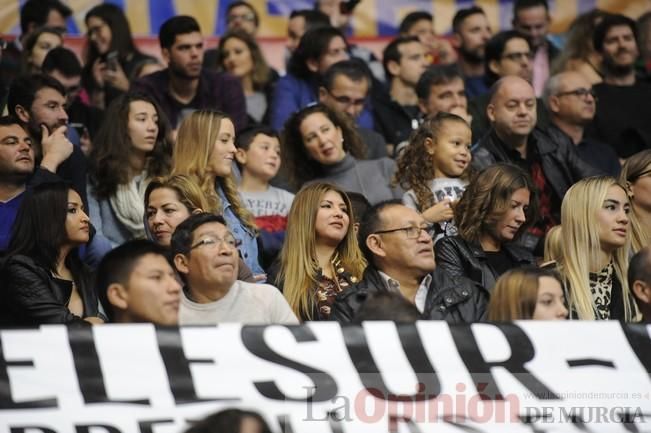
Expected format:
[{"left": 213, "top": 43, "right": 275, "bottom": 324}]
[
  {"left": 190, "top": 234, "right": 241, "bottom": 250},
  {"left": 555, "top": 88, "right": 597, "bottom": 100},
  {"left": 501, "top": 51, "right": 534, "bottom": 62},
  {"left": 227, "top": 13, "right": 256, "bottom": 23},
  {"left": 325, "top": 88, "right": 366, "bottom": 108},
  {"left": 374, "top": 224, "right": 435, "bottom": 239}
]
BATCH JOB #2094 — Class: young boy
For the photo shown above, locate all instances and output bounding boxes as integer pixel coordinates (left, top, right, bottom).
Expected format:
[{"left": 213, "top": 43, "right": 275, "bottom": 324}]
[{"left": 235, "top": 126, "right": 294, "bottom": 269}]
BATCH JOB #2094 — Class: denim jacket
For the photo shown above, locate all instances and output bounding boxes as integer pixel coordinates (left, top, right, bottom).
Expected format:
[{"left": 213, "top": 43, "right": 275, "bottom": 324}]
[{"left": 216, "top": 185, "right": 264, "bottom": 277}]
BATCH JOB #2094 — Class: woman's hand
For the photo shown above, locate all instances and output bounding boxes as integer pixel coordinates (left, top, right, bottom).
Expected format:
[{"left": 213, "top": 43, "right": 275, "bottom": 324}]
[
  {"left": 422, "top": 198, "right": 455, "bottom": 223},
  {"left": 103, "top": 62, "right": 130, "bottom": 91},
  {"left": 92, "top": 58, "right": 107, "bottom": 88}
]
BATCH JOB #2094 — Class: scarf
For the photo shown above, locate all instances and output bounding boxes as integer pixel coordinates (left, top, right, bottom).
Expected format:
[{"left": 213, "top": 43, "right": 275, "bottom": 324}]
[{"left": 109, "top": 172, "right": 150, "bottom": 239}]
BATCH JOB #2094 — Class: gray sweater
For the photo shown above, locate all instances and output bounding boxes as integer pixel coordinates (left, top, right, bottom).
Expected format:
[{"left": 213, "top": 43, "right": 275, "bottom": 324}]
[{"left": 314, "top": 154, "right": 402, "bottom": 204}]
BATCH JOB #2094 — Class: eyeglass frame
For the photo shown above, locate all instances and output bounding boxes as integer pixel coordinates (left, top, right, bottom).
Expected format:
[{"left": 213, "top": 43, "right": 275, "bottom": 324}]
[
  {"left": 226, "top": 13, "right": 256, "bottom": 23},
  {"left": 324, "top": 87, "right": 367, "bottom": 109},
  {"left": 554, "top": 87, "right": 598, "bottom": 100},
  {"left": 373, "top": 224, "right": 436, "bottom": 239},
  {"left": 190, "top": 233, "right": 242, "bottom": 251}
]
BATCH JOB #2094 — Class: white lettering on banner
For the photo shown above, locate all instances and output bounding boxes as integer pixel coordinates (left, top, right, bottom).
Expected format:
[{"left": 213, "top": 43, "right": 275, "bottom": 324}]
[{"left": 0, "top": 322, "right": 649, "bottom": 432}]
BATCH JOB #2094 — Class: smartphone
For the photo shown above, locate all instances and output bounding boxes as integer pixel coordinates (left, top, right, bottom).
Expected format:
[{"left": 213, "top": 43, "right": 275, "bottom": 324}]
[
  {"left": 69, "top": 122, "right": 86, "bottom": 135},
  {"left": 105, "top": 51, "right": 119, "bottom": 71}
]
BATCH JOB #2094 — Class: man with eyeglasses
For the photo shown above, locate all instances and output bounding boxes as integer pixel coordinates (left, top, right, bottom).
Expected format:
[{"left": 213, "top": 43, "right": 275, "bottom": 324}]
[
  {"left": 318, "top": 59, "right": 388, "bottom": 159},
  {"left": 585, "top": 14, "right": 651, "bottom": 159},
  {"left": 468, "top": 30, "right": 551, "bottom": 142},
  {"left": 171, "top": 213, "right": 298, "bottom": 325},
  {"left": 331, "top": 200, "right": 486, "bottom": 323},
  {"left": 226, "top": 1, "right": 259, "bottom": 36},
  {"left": 543, "top": 71, "right": 620, "bottom": 176}
]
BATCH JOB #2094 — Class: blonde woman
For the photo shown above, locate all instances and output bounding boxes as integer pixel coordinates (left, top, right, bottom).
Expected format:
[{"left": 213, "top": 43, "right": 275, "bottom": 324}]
[
  {"left": 543, "top": 225, "right": 563, "bottom": 264},
  {"left": 488, "top": 267, "right": 568, "bottom": 321},
  {"left": 172, "top": 110, "right": 264, "bottom": 277},
  {"left": 558, "top": 176, "right": 639, "bottom": 321},
  {"left": 620, "top": 150, "right": 651, "bottom": 254},
  {"left": 275, "top": 183, "right": 366, "bottom": 321}
]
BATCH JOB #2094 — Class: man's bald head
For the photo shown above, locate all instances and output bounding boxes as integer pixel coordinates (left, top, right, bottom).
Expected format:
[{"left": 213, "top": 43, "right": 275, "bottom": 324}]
[{"left": 487, "top": 76, "right": 537, "bottom": 142}]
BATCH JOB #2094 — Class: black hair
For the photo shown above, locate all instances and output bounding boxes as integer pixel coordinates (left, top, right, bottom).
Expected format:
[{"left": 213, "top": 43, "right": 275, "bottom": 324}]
[
  {"left": 382, "top": 35, "right": 420, "bottom": 81},
  {"left": 6, "top": 181, "right": 84, "bottom": 278},
  {"left": 484, "top": 30, "right": 530, "bottom": 86},
  {"left": 184, "top": 408, "right": 272, "bottom": 433},
  {"left": 42, "top": 46, "right": 82, "bottom": 77},
  {"left": 452, "top": 6, "right": 486, "bottom": 33},
  {"left": 357, "top": 199, "right": 403, "bottom": 265},
  {"left": 289, "top": 9, "right": 330, "bottom": 31},
  {"left": 96, "top": 239, "right": 171, "bottom": 322},
  {"left": 159, "top": 15, "right": 201, "bottom": 50},
  {"left": 345, "top": 191, "right": 370, "bottom": 226},
  {"left": 322, "top": 58, "right": 371, "bottom": 91},
  {"left": 628, "top": 246, "right": 651, "bottom": 289},
  {"left": 227, "top": 1, "right": 260, "bottom": 27},
  {"left": 513, "top": 0, "right": 549, "bottom": 15},
  {"left": 235, "top": 125, "right": 280, "bottom": 151},
  {"left": 20, "top": 0, "right": 71, "bottom": 35},
  {"left": 7, "top": 73, "right": 66, "bottom": 117},
  {"left": 0, "top": 115, "right": 24, "bottom": 128},
  {"left": 170, "top": 212, "right": 228, "bottom": 256},
  {"left": 416, "top": 64, "right": 464, "bottom": 101},
  {"left": 287, "top": 26, "right": 348, "bottom": 79},
  {"left": 398, "top": 11, "right": 432, "bottom": 35},
  {"left": 354, "top": 291, "right": 422, "bottom": 322},
  {"left": 593, "top": 13, "right": 638, "bottom": 53}
]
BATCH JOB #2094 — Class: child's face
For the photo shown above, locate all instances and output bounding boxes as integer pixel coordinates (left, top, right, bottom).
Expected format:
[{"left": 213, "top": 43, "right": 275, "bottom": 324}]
[
  {"left": 429, "top": 121, "right": 472, "bottom": 178},
  {"left": 239, "top": 134, "right": 281, "bottom": 181}
]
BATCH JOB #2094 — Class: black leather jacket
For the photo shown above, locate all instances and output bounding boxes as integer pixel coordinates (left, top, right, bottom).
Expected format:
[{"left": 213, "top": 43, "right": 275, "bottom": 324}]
[
  {"left": 0, "top": 255, "right": 99, "bottom": 325},
  {"left": 473, "top": 127, "right": 600, "bottom": 209},
  {"left": 435, "top": 236, "right": 535, "bottom": 292},
  {"left": 330, "top": 265, "right": 487, "bottom": 323}
]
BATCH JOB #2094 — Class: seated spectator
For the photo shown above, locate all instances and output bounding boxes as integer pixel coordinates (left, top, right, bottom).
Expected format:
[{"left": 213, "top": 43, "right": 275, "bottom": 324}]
[
  {"left": 628, "top": 246, "right": 651, "bottom": 323},
  {"left": 82, "top": 3, "right": 155, "bottom": 109},
  {"left": 472, "top": 76, "right": 598, "bottom": 252},
  {"left": 171, "top": 213, "right": 297, "bottom": 324},
  {"left": 88, "top": 93, "right": 172, "bottom": 248},
  {"left": 274, "top": 182, "right": 366, "bottom": 321},
  {"left": 285, "top": 9, "right": 330, "bottom": 58},
  {"left": 42, "top": 46, "right": 105, "bottom": 155},
  {"left": 451, "top": 6, "right": 493, "bottom": 98},
  {"left": 373, "top": 36, "right": 430, "bottom": 153},
  {"left": 332, "top": 200, "right": 486, "bottom": 323},
  {"left": 184, "top": 408, "right": 271, "bottom": 433},
  {"left": 235, "top": 127, "right": 293, "bottom": 270},
  {"left": 172, "top": 110, "right": 264, "bottom": 277},
  {"left": 131, "top": 16, "right": 247, "bottom": 131},
  {"left": 270, "top": 26, "right": 351, "bottom": 131},
  {"left": 435, "top": 164, "right": 538, "bottom": 292},
  {"left": 282, "top": 104, "right": 400, "bottom": 204},
  {"left": 395, "top": 113, "right": 472, "bottom": 241},
  {"left": 543, "top": 71, "right": 620, "bottom": 176},
  {"left": 416, "top": 64, "right": 472, "bottom": 124},
  {"left": 488, "top": 266, "right": 568, "bottom": 320},
  {"left": 0, "top": 182, "right": 103, "bottom": 325},
  {"left": 543, "top": 225, "right": 562, "bottom": 264},
  {"left": 217, "top": 30, "right": 278, "bottom": 126},
  {"left": 20, "top": 26, "right": 63, "bottom": 75},
  {"left": 97, "top": 239, "right": 181, "bottom": 325},
  {"left": 8, "top": 74, "right": 89, "bottom": 204},
  {"left": 353, "top": 291, "right": 421, "bottom": 323},
  {"left": 399, "top": 11, "right": 456, "bottom": 65},
  {"left": 557, "top": 176, "right": 639, "bottom": 321},
  {"left": 144, "top": 175, "right": 255, "bottom": 282},
  {"left": 318, "top": 59, "right": 388, "bottom": 159},
  {"left": 226, "top": 1, "right": 259, "bottom": 36},
  {"left": 620, "top": 150, "right": 651, "bottom": 254}
]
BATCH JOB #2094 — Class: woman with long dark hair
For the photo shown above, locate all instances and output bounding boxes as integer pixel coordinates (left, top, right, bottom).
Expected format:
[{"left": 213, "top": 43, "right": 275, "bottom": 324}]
[{"left": 0, "top": 182, "right": 103, "bottom": 325}]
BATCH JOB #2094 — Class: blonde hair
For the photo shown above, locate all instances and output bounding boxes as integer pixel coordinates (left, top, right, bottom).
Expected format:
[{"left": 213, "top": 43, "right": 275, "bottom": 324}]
[
  {"left": 145, "top": 174, "right": 216, "bottom": 214},
  {"left": 543, "top": 225, "right": 563, "bottom": 263},
  {"left": 558, "top": 176, "right": 637, "bottom": 320},
  {"left": 619, "top": 150, "right": 651, "bottom": 254},
  {"left": 488, "top": 267, "right": 560, "bottom": 320},
  {"left": 172, "top": 110, "right": 257, "bottom": 232},
  {"left": 277, "top": 183, "right": 366, "bottom": 320}
]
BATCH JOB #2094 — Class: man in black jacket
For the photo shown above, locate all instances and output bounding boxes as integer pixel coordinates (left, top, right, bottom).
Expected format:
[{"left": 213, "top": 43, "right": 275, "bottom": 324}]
[
  {"left": 473, "top": 75, "right": 599, "bottom": 251},
  {"left": 331, "top": 200, "right": 486, "bottom": 323}
]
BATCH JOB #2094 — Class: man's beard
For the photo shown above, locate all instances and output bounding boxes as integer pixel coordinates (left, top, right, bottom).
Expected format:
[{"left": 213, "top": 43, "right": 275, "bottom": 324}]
[
  {"left": 26, "top": 119, "right": 66, "bottom": 158},
  {"left": 602, "top": 51, "right": 635, "bottom": 78},
  {"left": 460, "top": 46, "right": 484, "bottom": 64},
  {"left": 169, "top": 62, "right": 201, "bottom": 80}
]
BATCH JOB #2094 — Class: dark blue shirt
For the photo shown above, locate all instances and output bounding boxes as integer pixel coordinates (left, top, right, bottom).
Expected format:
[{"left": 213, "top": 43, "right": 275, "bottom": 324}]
[{"left": 0, "top": 191, "right": 24, "bottom": 251}]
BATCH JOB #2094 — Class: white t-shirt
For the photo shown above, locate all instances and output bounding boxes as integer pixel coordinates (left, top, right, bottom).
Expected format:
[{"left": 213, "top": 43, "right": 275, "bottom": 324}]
[
  {"left": 239, "top": 186, "right": 294, "bottom": 218},
  {"left": 180, "top": 280, "right": 298, "bottom": 325}
]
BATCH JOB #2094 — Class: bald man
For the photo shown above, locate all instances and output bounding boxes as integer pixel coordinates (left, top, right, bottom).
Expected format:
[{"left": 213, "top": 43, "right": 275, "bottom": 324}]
[
  {"left": 472, "top": 76, "right": 598, "bottom": 251},
  {"left": 543, "top": 71, "right": 620, "bottom": 176}
]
